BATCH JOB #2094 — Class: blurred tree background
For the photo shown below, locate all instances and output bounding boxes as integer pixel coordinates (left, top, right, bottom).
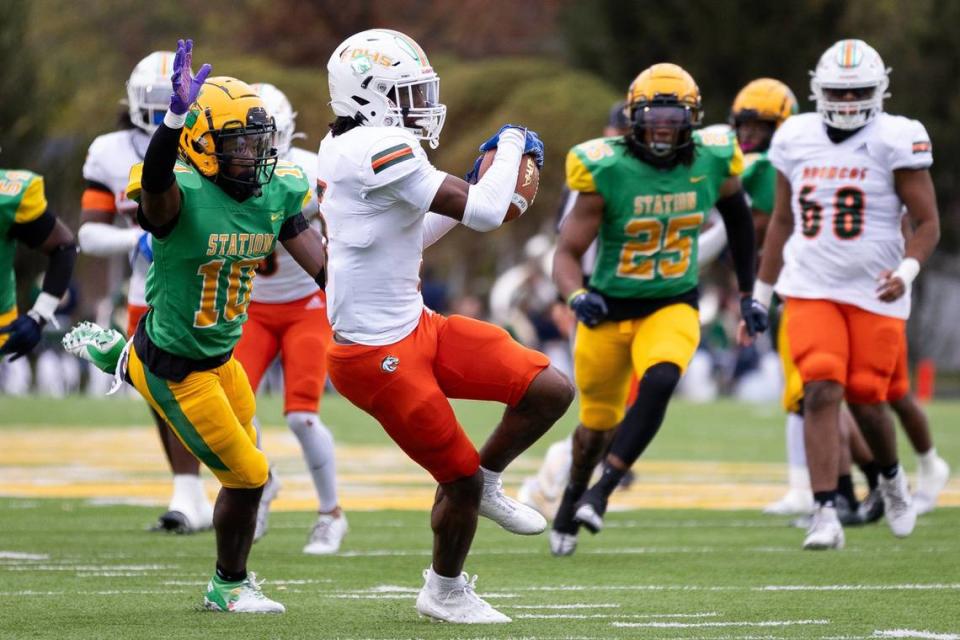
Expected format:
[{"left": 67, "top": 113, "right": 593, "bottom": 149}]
[{"left": 4, "top": 0, "right": 960, "bottom": 358}]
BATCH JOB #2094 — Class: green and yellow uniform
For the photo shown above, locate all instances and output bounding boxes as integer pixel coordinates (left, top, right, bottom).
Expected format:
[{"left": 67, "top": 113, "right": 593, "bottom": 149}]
[
  {"left": 566, "top": 130, "right": 742, "bottom": 430},
  {"left": 0, "top": 170, "right": 48, "bottom": 345},
  {"left": 125, "top": 160, "right": 309, "bottom": 488},
  {"left": 741, "top": 150, "right": 775, "bottom": 215}
]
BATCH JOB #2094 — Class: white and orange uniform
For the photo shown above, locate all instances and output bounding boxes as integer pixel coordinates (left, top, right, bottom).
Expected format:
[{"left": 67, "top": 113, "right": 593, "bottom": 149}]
[
  {"left": 233, "top": 147, "right": 331, "bottom": 414},
  {"left": 80, "top": 128, "right": 151, "bottom": 337},
  {"left": 769, "top": 112, "right": 932, "bottom": 402},
  {"left": 320, "top": 126, "right": 549, "bottom": 483}
]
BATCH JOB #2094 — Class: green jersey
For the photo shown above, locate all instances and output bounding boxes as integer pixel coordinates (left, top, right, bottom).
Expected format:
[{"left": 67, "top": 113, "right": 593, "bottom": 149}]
[
  {"left": 127, "top": 160, "right": 310, "bottom": 360},
  {"left": 0, "top": 170, "right": 48, "bottom": 313},
  {"left": 741, "top": 150, "right": 775, "bottom": 215},
  {"left": 566, "top": 129, "right": 743, "bottom": 300}
]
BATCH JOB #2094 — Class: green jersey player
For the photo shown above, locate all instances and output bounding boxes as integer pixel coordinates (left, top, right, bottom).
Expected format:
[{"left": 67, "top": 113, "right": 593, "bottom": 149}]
[
  {"left": 64, "top": 39, "right": 326, "bottom": 613},
  {"left": 549, "top": 63, "right": 767, "bottom": 556}
]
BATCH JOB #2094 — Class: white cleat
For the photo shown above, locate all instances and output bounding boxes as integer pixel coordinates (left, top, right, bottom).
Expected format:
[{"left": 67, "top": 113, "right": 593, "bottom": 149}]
[
  {"left": 253, "top": 471, "right": 281, "bottom": 542},
  {"left": 203, "top": 572, "right": 285, "bottom": 614},
  {"left": 914, "top": 455, "right": 950, "bottom": 515},
  {"left": 802, "top": 505, "right": 845, "bottom": 550},
  {"left": 549, "top": 530, "right": 577, "bottom": 557},
  {"left": 879, "top": 467, "right": 917, "bottom": 537},
  {"left": 303, "top": 512, "right": 348, "bottom": 555},
  {"left": 479, "top": 477, "right": 546, "bottom": 535},
  {"left": 415, "top": 571, "right": 511, "bottom": 624},
  {"left": 763, "top": 488, "right": 814, "bottom": 516}
]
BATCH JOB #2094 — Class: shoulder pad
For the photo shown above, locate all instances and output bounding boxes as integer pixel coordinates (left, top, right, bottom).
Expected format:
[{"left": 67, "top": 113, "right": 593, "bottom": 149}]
[
  {"left": 695, "top": 127, "right": 743, "bottom": 177},
  {"left": 876, "top": 113, "right": 932, "bottom": 170},
  {"left": 567, "top": 136, "right": 621, "bottom": 193},
  {"left": 271, "top": 160, "right": 312, "bottom": 214},
  {"left": 0, "top": 171, "right": 47, "bottom": 224}
]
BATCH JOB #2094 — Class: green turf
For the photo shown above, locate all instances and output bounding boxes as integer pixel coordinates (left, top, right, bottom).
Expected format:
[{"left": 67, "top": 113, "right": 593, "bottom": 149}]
[
  {"left": 0, "top": 500, "right": 958, "bottom": 639},
  {"left": 1, "top": 397, "right": 958, "bottom": 638},
  {"left": 3, "top": 395, "right": 959, "bottom": 463}
]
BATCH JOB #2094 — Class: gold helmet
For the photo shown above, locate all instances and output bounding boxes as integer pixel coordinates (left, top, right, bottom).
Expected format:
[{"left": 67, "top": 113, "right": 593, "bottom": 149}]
[
  {"left": 180, "top": 76, "right": 278, "bottom": 193},
  {"left": 730, "top": 78, "right": 798, "bottom": 128},
  {"left": 625, "top": 63, "right": 703, "bottom": 163}
]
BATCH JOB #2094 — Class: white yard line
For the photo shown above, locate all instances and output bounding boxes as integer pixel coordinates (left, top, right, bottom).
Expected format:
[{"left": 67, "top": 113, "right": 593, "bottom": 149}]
[
  {"left": 506, "top": 604, "right": 622, "bottom": 609},
  {"left": 874, "top": 631, "right": 960, "bottom": 640},
  {"left": 517, "top": 612, "right": 720, "bottom": 620},
  {"left": 612, "top": 619, "right": 830, "bottom": 628},
  {"left": 0, "top": 551, "right": 48, "bottom": 560},
  {"left": 758, "top": 584, "right": 960, "bottom": 592}
]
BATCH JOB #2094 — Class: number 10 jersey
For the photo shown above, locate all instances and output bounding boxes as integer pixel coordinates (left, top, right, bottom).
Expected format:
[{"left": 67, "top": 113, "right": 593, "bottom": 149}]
[{"left": 769, "top": 112, "right": 933, "bottom": 319}]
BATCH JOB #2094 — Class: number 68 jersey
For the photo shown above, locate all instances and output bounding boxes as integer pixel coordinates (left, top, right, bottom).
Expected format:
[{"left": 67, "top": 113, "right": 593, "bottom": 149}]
[{"left": 769, "top": 112, "right": 933, "bottom": 319}]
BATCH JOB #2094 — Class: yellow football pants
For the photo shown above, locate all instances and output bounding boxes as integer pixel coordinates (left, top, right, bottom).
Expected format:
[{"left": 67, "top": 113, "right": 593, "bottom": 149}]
[
  {"left": 778, "top": 304, "right": 804, "bottom": 413},
  {"left": 574, "top": 303, "right": 700, "bottom": 431},
  {"left": 0, "top": 306, "right": 16, "bottom": 350},
  {"left": 126, "top": 344, "right": 267, "bottom": 489}
]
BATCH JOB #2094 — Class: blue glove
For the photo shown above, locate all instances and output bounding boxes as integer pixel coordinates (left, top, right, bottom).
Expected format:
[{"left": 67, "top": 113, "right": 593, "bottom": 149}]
[
  {"left": 477, "top": 125, "right": 545, "bottom": 169},
  {"left": 568, "top": 289, "right": 608, "bottom": 328},
  {"left": 740, "top": 295, "right": 769, "bottom": 337},
  {"left": 464, "top": 155, "right": 484, "bottom": 185},
  {"left": 0, "top": 313, "right": 44, "bottom": 361},
  {"left": 170, "top": 39, "right": 212, "bottom": 115},
  {"left": 132, "top": 232, "right": 153, "bottom": 265}
]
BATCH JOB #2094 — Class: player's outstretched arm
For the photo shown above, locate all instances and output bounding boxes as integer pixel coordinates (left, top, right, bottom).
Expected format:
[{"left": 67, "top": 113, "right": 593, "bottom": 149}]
[
  {"left": 876, "top": 168, "right": 941, "bottom": 302},
  {"left": 1, "top": 213, "right": 76, "bottom": 360},
  {"left": 139, "top": 39, "right": 210, "bottom": 233},
  {"left": 554, "top": 192, "right": 607, "bottom": 328},
  {"left": 281, "top": 219, "right": 327, "bottom": 289}
]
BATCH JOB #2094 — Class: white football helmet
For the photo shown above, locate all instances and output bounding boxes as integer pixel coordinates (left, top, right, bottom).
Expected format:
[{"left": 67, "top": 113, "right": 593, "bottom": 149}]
[
  {"left": 327, "top": 29, "right": 446, "bottom": 148},
  {"left": 251, "top": 83, "right": 304, "bottom": 158},
  {"left": 810, "top": 39, "right": 890, "bottom": 130},
  {"left": 127, "top": 51, "right": 175, "bottom": 134}
]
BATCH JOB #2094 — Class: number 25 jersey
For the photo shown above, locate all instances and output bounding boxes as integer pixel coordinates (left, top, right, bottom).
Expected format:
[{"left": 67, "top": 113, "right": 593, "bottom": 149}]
[{"left": 769, "top": 112, "right": 932, "bottom": 319}]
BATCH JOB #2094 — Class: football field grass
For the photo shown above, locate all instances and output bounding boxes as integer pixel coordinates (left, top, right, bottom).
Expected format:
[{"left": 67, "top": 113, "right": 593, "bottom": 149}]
[{"left": 1, "top": 396, "right": 958, "bottom": 639}]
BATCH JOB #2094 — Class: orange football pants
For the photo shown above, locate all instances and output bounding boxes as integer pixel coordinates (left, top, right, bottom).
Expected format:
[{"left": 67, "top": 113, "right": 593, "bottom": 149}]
[
  {"left": 234, "top": 292, "right": 332, "bottom": 414},
  {"left": 784, "top": 297, "right": 905, "bottom": 404},
  {"left": 327, "top": 309, "right": 550, "bottom": 483},
  {"left": 887, "top": 335, "right": 910, "bottom": 403}
]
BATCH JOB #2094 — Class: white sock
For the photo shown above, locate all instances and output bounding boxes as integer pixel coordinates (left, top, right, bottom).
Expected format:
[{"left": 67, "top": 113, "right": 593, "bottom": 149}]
[
  {"left": 480, "top": 466, "right": 501, "bottom": 490},
  {"left": 286, "top": 412, "right": 339, "bottom": 512},
  {"left": 253, "top": 416, "right": 263, "bottom": 449},
  {"left": 427, "top": 565, "right": 465, "bottom": 592},
  {"left": 786, "top": 412, "right": 807, "bottom": 470},
  {"left": 917, "top": 447, "right": 939, "bottom": 471},
  {"left": 170, "top": 473, "right": 205, "bottom": 510}
]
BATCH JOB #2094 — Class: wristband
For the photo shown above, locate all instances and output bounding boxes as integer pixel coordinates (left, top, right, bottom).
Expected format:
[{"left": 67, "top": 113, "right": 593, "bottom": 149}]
[
  {"left": 752, "top": 280, "right": 774, "bottom": 308},
  {"left": 28, "top": 292, "right": 61, "bottom": 328},
  {"left": 566, "top": 288, "right": 588, "bottom": 306},
  {"left": 163, "top": 110, "right": 187, "bottom": 129},
  {"left": 891, "top": 257, "right": 920, "bottom": 286}
]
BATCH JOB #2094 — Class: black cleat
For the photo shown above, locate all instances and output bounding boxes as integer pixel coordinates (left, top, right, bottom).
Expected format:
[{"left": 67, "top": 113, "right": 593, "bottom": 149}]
[
  {"left": 150, "top": 510, "right": 192, "bottom": 534},
  {"left": 573, "top": 489, "right": 608, "bottom": 534},
  {"left": 836, "top": 494, "right": 865, "bottom": 526},
  {"left": 857, "top": 490, "right": 884, "bottom": 524}
]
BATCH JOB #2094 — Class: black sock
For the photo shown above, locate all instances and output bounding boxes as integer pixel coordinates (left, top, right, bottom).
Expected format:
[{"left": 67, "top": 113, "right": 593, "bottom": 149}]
[
  {"left": 216, "top": 565, "right": 247, "bottom": 583},
  {"left": 592, "top": 462, "right": 626, "bottom": 499},
  {"left": 880, "top": 461, "right": 900, "bottom": 479},
  {"left": 836, "top": 474, "right": 859, "bottom": 509},
  {"left": 859, "top": 462, "right": 880, "bottom": 491},
  {"left": 813, "top": 490, "right": 837, "bottom": 508},
  {"left": 607, "top": 363, "right": 681, "bottom": 469}
]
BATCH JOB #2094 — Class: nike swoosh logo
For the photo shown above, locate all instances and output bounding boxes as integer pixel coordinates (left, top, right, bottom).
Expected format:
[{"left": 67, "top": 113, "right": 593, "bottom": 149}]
[
  {"left": 690, "top": 175, "right": 707, "bottom": 183},
  {"left": 271, "top": 213, "right": 284, "bottom": 222}
]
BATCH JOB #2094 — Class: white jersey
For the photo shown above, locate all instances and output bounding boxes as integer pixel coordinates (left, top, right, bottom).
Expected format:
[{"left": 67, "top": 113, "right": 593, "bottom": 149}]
[
  {"left": 318, "top": 126, "right": 447, "bottom": 345},
  {"left": 250, "top": 146, "right": 323, "bottom": 304},
  {"left": 769, "top": 112, "right": 932, "bottom": 319},
  {"left": 82, "top": 128, "right": 151, "bottom": 306}
]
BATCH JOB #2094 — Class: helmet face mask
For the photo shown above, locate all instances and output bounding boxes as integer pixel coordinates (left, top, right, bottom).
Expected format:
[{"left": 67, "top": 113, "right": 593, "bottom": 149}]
[
  {"left": 811, "top": 39, "right": 890, "bottom": 131},
  {"left": 632, "top": 104, "right": 695, "bottom": 157},
  {"left": 180, "top": 77, "right": 279, "bottom": 198},
  {"left": 127, "top": 51, "right": 175, "bottom": 134},
  {"left": 328, "top": 29, "right": 447, "bottom": 148}
]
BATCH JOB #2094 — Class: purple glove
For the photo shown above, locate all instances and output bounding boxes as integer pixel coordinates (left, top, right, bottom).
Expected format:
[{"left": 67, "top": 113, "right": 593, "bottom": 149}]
[{"left": 169, "top": 39, "right": 212, "bottom": 115}]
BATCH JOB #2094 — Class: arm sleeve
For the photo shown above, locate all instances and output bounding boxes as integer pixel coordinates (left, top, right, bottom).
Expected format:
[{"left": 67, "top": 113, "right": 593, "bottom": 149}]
[
  {"left": 422, "top": 212, "right": 459, "bottom": 249},
  {"left": 889, "top": 119, "right": 933, "bottom": 170},
  {"left": 462, "top": 128, "right": 524, "bottom": 232},
  {"left": 77, "top": 222, "right": 141, "bottom": 256},
  {"left": 141, "top": 123, "right": 181, "bottom": 194},
  {"left": 715, "top": 191, "right": 756, "bottom": 292},
  {"left": 9, "top": 209, "right": 56, "bottom": 248},
  {"left": 279, "top": 212, "right": 309, "bottom": 242}
]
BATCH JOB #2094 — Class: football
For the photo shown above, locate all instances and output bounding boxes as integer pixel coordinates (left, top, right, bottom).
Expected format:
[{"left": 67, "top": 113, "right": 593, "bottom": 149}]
[{"left": 476, "top": 149, "right": 540, "bottom": 221}]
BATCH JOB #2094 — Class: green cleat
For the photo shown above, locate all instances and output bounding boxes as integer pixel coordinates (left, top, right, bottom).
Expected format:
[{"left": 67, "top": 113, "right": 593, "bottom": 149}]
[
  {"left": 62, "top": 321, "right": 125, "bottom": 375},
  {"left": 203, "top": 572, "right": 285, "bottom": 614}
]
